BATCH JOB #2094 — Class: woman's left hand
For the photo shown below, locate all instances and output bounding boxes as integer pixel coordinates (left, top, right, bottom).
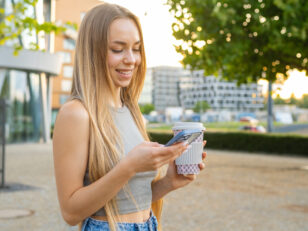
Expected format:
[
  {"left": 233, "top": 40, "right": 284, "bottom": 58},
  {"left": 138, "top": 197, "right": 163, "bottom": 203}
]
[{"left": 164, "top": 140, "right": 207, "bottom": 190}]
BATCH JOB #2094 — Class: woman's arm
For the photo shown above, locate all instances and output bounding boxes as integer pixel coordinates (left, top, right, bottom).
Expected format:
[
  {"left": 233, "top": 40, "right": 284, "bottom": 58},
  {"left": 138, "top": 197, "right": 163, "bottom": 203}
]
[
  {"left": 151, "top": 148, "right": 207, "bottom": 202},
  {"left": 151, "top": 177, "right": 174, "bottom": 202},
  {"left": 53, "top": 100, "right": 188, "bottom": 226},
  {"left": 53, "top": 101, "right": 136, "bottom": 226}
]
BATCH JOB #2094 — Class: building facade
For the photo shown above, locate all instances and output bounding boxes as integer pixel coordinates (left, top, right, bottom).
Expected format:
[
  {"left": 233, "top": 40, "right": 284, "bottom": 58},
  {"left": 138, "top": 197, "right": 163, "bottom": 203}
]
[
  {"left": 149, "top": 67, "right": 263, "bottom": 112},
  {"left": 52, "top": 0, "right": 100, "bottom": 125},
  {"left": 180, "top": 70, "right": 264, "bottom": 112},
  {"left": 138, "top": 68, "right": 153, "bottom": 105},
  {"left": 152, "top": 66, "right": 190, "bottom": 111},
  {"left": 0, "top": 0, "right": 61, "bottom": 143}
]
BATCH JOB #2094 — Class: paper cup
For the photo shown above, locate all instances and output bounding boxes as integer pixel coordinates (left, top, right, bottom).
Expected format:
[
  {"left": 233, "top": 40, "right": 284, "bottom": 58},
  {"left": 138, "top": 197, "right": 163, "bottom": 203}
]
[{"left": 172, "top": 122, "right": 205, "bottom": 175}]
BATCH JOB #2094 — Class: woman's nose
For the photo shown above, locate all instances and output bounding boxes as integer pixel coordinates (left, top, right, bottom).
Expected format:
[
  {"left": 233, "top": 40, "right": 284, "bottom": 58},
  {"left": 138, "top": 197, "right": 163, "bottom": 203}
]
[{"left": 123, "top": 50, "right": 136, "bottom": 64}]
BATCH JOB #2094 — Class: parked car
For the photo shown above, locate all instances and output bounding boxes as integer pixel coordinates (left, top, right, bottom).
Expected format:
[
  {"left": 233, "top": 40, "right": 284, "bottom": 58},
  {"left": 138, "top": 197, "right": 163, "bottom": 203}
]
[{"left": 239, "top": 125, "right": 266, "bottom": 133}]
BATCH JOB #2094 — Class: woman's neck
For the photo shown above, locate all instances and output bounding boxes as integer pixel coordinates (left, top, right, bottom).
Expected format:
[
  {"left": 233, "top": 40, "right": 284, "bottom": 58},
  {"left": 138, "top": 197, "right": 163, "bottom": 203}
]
[
  {"left": 111, "top": 88, "right": 123, "bottom": 108},
  {"left": 110, "top": 100, "right": 123, "bottom": 108}
]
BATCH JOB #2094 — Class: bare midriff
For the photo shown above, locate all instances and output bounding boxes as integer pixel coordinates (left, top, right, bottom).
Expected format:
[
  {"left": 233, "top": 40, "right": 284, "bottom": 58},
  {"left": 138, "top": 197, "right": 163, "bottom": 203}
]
[{"left": 91, "top": 208, "right": 151, "bottom": 223}]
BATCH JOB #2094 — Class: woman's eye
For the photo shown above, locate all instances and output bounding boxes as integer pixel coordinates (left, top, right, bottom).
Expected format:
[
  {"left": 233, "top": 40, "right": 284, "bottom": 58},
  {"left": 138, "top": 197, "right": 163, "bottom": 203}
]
[
  {"left": 133, "top": 48, "right": 141, "bottom": 52},
  {"left": 111, "top": 49, "right": 123, "bottom": 53}
]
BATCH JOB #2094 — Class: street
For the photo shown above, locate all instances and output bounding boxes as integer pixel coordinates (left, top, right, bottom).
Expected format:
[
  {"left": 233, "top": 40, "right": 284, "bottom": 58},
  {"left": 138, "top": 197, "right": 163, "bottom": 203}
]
[{"left": 0, "top": 143, "right": 307, "bottom": 231}]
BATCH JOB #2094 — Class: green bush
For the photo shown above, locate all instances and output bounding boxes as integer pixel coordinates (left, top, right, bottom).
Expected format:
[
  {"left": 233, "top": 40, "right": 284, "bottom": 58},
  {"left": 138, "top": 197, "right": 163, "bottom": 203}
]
[{"left": 148, "top": 131, "right": 308, "bottom": 156}]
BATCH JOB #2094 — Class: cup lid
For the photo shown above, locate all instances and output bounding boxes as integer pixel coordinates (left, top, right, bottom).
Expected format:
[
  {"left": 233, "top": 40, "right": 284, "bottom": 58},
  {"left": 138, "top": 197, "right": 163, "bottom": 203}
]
[{"left": 172, "top": 122, "right": 205, "bottom": 131}]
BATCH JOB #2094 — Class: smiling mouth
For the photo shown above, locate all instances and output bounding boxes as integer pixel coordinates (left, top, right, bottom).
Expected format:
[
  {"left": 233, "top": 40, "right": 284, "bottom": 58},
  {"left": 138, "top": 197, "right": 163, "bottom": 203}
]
[{"left": 116, "top": 69, "right": 133, "bottom": 75}]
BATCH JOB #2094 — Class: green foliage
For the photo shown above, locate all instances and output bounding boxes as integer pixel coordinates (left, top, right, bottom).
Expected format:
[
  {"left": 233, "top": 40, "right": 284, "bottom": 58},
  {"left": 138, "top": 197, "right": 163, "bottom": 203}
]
[
  {"left": 148, "top": 131, "right": 308, "bottom": 156},
  {"left": 274, "top": 94, "right": 286, "bottom": 104},
  {"left": 297, "top": 94, "right": 308, "bottom": 108},
  {"left": 288, "top": 93, "right": 298, "bottom": 104},
  {"left": 193, "top": 100, "right": 210, "bottom": 113},
  {"left": 139, "top": 103, "right": 155, "bottom": 115},
  {"left": 272, "top": 93, "right": 308, "bottom": 108},
  {"left": 166, "top": 0, "right": 308, "bottom": 83},
  {"left": 0, "top": 0, "right": 67, "bottom": 54}
]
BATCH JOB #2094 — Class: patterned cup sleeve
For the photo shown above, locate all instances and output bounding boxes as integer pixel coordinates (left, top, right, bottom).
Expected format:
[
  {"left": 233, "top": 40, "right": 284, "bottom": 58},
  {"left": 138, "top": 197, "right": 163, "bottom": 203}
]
[{"left": 173, "top": 129, "right": 204, "bottom": 174}]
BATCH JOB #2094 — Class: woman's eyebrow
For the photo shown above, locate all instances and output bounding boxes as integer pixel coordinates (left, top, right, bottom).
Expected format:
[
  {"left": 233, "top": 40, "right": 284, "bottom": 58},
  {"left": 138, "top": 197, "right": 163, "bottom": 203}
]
[{"left": 111, "top": 40, "right": 141, "bottom": 45}]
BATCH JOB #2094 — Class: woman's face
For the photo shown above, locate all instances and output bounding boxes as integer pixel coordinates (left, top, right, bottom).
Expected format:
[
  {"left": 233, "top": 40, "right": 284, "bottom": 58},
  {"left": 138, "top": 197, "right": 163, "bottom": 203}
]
[{"left": 107, "top": 18, "right": 141, "bottom": 89}]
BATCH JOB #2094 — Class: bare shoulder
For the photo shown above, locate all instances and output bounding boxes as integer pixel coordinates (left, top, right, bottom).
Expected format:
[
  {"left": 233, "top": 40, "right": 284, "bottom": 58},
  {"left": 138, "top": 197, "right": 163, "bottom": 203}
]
[
  {"left": 57, "top": 99, "right": 89, "bottom": 123},
  {"left": 53, "top": 100, "right": 90, "bottom": 142}
]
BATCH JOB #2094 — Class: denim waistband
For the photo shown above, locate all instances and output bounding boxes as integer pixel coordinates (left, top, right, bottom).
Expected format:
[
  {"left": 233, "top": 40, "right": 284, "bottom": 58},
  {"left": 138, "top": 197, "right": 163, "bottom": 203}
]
[{"left": 82, "top": 211, "right": 158, "bottom": 231}]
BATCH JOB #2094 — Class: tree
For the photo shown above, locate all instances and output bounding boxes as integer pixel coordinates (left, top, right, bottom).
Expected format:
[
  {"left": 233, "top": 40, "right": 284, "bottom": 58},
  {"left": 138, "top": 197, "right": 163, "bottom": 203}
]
[
  {"left": 167, "top": 0, "right": 308, "bottom": 131},
  {"left": 139, "top": 103, "right": 155, "bottom": 115},
  {"left": 0, "top": 0, "right": 74, "bottom": 54},
  {"left": 193, "top": 100, "right": 210, "bottom": 113},
  {"left": 274, "top": 94, "right": 286, "bottom": 105},
  {"left": 297, "top": 94, "right": 308, "bottom": 108},
  {"left": 288, "top": 93, "right": 298, "bottom": 105}
]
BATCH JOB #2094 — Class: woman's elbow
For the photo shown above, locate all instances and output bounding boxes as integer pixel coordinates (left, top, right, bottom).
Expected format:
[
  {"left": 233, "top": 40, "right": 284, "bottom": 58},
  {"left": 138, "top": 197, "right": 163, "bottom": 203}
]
[{"left": 62, "top": 210, "right": 82, "bottom": 226}]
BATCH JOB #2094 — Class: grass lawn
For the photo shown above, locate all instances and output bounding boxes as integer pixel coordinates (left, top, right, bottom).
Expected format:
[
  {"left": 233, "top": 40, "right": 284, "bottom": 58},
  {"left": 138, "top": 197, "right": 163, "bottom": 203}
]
[{"left": 146, "top": 121, "right": 291, "bottom": 133}]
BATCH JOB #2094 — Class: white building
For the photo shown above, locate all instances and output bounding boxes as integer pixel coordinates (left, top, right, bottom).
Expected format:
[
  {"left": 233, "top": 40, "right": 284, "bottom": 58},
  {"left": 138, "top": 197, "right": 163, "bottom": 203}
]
[
  {"left": 151, "top": 66, "right": 190, "bottom": 111},
  {"left": 139, "top": 68, "right": 153, "bottom": 105},
  {"left": 146, "top": 66, "right": 264, "bottom": 113},
  {"left": 180, "top": 70, "right": 264, "bottom": 112}
]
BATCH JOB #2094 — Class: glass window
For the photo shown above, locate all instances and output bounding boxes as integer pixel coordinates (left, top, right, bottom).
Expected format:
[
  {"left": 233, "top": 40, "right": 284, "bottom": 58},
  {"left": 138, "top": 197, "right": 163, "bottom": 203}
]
[
  {"left": 61, "top": 80, "right": 72, "bottom": 92},
  {"left": 60, "top": 94, "right": 70, "bottom": 105},
  {"left": 63, "top": 38, "right": 75, "bottom": 50},
  {"left": 58, "top": 51, "right": 71, "bottom": 63},
  {"left": 63, "top": 65, "right": 73, "bottom": 78},
  {"left": 0, "top": 70, "right": 42, "bottom": 142},
  {"left": 51, "top": 109, "right": 58, "bottom": 127}
]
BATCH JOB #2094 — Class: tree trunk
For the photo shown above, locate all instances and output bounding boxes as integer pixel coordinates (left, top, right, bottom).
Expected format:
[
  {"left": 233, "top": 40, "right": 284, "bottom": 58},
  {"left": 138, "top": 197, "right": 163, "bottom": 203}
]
[{"left": 267, "top": 80, "right": 274, "bottom": 132}]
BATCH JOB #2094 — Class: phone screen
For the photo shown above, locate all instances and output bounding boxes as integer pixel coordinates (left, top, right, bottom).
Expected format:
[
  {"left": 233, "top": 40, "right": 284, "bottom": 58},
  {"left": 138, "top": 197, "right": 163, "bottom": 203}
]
[
  {"left": 165, "top": 130, "right": 202, "bottom": 146},
  {"left": 185, "top": 132, "right": 201, "bottom": 144}
]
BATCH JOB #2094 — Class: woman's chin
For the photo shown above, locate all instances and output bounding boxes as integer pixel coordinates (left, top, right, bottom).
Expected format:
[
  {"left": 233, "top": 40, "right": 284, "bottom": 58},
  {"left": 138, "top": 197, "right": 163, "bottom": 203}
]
[{"left": 116, "top": 80, "right": 131, "bottom": 88}]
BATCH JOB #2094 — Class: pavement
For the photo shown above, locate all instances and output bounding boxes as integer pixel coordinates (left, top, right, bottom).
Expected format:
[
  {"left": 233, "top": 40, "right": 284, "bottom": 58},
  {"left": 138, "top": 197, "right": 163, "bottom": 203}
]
[
  {"left": 0, "top": 143, "right": 308, "bottom": 231},
  {"left": 274, "top": 124, "right": 308, "bottom": 134}
]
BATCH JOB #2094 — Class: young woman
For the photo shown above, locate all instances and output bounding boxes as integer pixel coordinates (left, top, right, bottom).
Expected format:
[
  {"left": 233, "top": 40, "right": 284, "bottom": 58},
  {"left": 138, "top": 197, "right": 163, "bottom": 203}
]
[{"left": 52, "top": 3, "right": 207, "bottom": 231}]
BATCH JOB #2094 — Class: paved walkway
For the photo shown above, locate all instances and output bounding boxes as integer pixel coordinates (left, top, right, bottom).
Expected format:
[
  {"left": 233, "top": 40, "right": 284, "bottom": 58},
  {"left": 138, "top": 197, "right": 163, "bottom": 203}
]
[{"left": 0, "top": 143, "right": 308, "bottom": 231}]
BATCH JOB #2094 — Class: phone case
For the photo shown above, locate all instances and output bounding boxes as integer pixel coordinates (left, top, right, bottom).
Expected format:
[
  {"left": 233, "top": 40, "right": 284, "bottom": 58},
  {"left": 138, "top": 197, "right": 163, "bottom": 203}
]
[{"left": 165, "top": 129, "right": 202, "bottom": 146}]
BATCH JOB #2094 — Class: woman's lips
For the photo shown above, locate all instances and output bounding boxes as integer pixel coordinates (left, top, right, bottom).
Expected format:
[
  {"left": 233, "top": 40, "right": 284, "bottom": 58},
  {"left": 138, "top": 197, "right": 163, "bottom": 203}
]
[{"left": 116, "top": 69, "right": 133, "bottom": 78}]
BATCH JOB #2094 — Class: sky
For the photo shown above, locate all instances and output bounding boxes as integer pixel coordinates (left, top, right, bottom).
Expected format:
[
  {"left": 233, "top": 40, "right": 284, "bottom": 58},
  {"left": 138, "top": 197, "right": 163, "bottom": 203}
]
[
  {"left": 102, "top": 0, "right": 308, "bottom": 99},
  {"left": 102, "top": 0, "right": 182, "bottom": 67}
]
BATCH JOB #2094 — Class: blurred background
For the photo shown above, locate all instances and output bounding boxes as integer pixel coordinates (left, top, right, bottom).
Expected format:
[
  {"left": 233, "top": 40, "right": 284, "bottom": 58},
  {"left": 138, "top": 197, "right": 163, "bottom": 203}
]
[{"left": 0, "top": 0, "right": 307, "bottom": 230}]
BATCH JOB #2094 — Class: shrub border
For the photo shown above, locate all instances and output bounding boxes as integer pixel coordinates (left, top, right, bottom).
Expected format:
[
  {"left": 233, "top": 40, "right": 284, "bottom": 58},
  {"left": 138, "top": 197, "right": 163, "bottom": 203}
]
[{"left": 148, "top": 131, "right": 308, "bottom": 156}]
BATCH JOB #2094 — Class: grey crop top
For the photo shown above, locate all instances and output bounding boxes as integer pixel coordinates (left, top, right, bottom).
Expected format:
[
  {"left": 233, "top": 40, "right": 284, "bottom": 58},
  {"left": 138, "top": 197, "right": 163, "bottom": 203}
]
[{"left": 83, "top": 105, "right": 157, "bottom": 216}]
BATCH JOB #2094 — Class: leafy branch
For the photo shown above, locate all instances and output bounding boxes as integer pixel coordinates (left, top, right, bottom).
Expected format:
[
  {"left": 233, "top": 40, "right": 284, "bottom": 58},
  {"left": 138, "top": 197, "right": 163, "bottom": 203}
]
[{"left": 0, "top": 0, "right": 77, "bottom": 55}]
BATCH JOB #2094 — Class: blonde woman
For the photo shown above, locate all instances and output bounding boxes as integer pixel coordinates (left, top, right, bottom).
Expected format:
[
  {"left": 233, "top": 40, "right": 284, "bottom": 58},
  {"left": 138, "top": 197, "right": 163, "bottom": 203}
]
[{"left": 52, "top": 3, "right": 207, "bottom": 231}]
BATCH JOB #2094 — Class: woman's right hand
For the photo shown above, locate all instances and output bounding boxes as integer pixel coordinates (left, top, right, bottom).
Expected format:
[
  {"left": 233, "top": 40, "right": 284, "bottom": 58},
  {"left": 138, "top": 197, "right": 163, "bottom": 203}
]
[{"left": 124, "top": 141, "right": 188, "bottom": 173}]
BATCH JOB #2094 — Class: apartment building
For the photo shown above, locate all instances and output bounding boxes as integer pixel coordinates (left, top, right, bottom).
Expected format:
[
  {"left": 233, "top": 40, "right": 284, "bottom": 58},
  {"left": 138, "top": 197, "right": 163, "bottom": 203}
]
[
  {"left": 150, "top": 67, "right": 263, "bottom": 112},
  {"left": 180, "top": 70, "right": 264, "bottom": 112},
  {"left": 52, "top": 0, "right": 100, "bottom": 124},
  {"left": 139, "top": 68, "right": 153, "bottom": 105},
  {"left": 152, "top": 66, "right": 190, "bottom": 111}
]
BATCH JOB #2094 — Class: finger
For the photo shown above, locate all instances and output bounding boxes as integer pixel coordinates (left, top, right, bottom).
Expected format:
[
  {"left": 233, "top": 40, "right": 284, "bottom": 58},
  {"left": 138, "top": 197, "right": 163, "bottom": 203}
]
[
  {"left": 147, "top": 142, "right": 163, "bottom": 147},
  {"left": 203, "top": 140, "right": 207, "bottom": 147},
  {"left": 199, "top": 162, "right": 205, "bottom": 170},
  {"left": 183, "top": 174, "right": 196, "bottom": 180},
  {"left": 160, "top": 145, "right": 187, "bottom": 163},
  {"left": 202, "top": 152, "right": 207, "bottom": 160},
  {"left": 155, "top": 143, "right": 187, "bottom": 165},
  {"left": 166, "top": 142, "right": 188, "bottom": 155}
]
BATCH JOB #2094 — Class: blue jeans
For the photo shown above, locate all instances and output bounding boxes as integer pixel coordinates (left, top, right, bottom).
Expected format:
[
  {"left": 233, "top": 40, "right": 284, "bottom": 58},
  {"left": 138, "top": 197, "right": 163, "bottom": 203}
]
[{"left": 81, "top": 211, "right": 158, "bottom": 231}]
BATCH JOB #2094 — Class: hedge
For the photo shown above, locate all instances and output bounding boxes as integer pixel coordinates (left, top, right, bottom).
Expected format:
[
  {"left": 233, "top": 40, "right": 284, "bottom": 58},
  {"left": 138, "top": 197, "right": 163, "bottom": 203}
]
[{"left": 148, "top": 131, "right": 308, "bottom": 156}]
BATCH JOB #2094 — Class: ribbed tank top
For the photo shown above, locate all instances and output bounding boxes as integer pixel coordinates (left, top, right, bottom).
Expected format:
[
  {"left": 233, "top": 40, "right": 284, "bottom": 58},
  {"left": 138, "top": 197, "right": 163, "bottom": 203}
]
[{"left": 83, "top": 105, "right": 157, "bottom": 216}]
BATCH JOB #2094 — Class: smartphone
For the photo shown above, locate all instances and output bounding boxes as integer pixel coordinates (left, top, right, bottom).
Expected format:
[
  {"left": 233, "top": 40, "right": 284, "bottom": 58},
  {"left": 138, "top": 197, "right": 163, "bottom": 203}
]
[{"left": 165, "top": 129, "right": 202, "bottom": 147}]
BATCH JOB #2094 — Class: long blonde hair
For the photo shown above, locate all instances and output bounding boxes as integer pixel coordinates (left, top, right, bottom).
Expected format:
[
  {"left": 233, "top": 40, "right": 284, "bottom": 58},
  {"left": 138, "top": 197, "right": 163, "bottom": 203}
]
[{"left": 71, "top": 3, "right": 163, "bottom": 231}]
